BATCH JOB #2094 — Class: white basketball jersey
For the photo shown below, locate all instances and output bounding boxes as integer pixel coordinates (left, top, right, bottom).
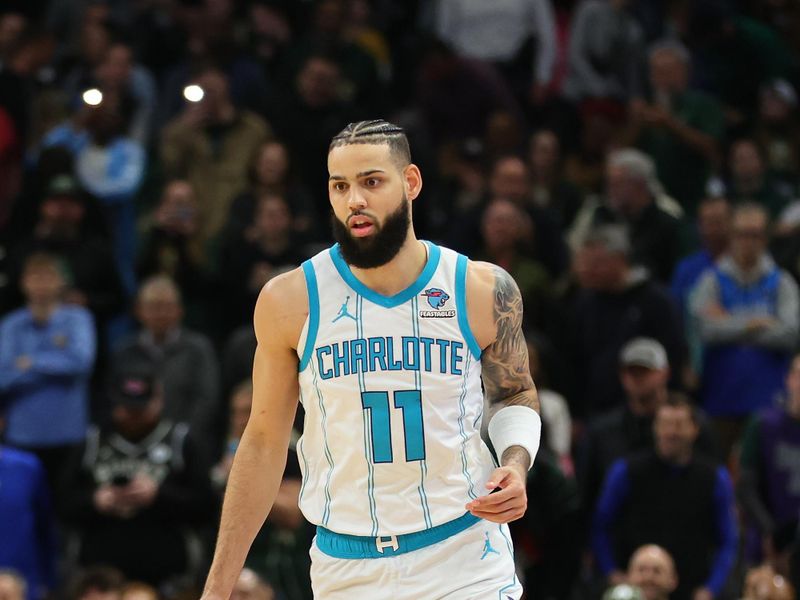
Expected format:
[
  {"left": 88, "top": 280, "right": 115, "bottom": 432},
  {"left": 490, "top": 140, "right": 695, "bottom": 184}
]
[{"left": 295, "top": 242, "right": 496, "bottom": 536}]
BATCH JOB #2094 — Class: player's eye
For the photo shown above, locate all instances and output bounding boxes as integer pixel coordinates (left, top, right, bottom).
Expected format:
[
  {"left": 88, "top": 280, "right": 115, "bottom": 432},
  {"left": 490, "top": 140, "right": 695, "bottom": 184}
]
[
  {"left": 332, "top": 182, "right": 347, "bottom": 192},
  {"left": 365, "top": 177, "right": 380, "bottom": 187}
]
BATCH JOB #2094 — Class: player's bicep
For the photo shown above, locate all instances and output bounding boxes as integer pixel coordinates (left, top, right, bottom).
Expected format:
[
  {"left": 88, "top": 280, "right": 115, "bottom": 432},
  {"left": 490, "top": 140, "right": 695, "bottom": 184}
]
[
  {"left": 480, "top": 266, "right": 536, "bottom": 408},
  {"left": 246, "top": 284, "right": 301, "bottom": 444}
]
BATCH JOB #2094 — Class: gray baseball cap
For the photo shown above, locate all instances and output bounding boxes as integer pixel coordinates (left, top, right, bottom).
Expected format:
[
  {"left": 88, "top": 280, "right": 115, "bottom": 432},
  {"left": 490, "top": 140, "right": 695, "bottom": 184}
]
[{"left": 620, "top": 337, "right": 668, "bottom": 370}]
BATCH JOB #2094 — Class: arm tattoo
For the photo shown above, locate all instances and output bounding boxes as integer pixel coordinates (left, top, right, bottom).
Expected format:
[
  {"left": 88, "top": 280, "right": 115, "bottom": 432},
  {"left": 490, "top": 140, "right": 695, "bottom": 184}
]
[{"left": 481, "top": 267, "right": 539, "bottom": 412}]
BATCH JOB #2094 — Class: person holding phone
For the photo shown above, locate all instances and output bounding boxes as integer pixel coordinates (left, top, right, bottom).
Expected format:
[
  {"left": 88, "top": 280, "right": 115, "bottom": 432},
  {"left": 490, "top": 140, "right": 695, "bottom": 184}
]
[{"left": 59, "top": 361, "right": 217, "bottom": 587}]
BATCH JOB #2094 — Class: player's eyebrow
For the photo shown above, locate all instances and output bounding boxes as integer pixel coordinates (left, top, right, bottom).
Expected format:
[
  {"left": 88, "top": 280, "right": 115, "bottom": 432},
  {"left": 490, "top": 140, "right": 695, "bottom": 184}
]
[{"left": 328, "top": 169, "right": 386, "bottom": 181}]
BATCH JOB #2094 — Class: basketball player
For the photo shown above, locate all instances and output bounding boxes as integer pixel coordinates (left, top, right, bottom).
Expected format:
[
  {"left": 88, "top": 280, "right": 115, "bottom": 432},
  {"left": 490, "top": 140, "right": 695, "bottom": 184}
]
[{"left": 201, "top": 120, "right": 541, "bottom": 599}]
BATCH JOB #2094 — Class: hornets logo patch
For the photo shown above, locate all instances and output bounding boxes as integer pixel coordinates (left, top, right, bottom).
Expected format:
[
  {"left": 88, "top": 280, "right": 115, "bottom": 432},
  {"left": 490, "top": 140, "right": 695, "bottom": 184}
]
[{"left": 419, "top": 288, "right": 456, "bottom": 318}]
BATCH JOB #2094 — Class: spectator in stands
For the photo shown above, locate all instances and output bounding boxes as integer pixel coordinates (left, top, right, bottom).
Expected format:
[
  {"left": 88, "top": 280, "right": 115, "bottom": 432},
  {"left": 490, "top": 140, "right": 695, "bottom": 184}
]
[
  {"left": 136, "top": 179, "right": 210, "bottom": 330},
  {"left": 754, "top": 79, "right": 800, "bottom": 186},
  {"left": 691, "top": 202, "right": 799, "bottom": 457},
  {"left": 60, "top": 362, "right": 216, "bottom": 586},
  {"left": 567, "top": 225, "right": 684, "bottom": 416},
  {"left": 227, "top": 140, "right": 318, "bottom": 244},
  {"left": 64, "top": 567, "right": 125, "bottom": 600},
  {"left": 112, "top": 276, "right": 219, "bottom": 442},
  {"left": 579, "top": 338, "right": 719, "bottom": 516},
  {"left": 217, "top": 194, "right": 304, "bottom": 336},
  {"left": 625, "top": 40, "right": 724, "bottom": 213},
  {"left": 725, "top": 138, "right": 794, "bottom": 218},
  {"left": 626, "top": 545, "right": 679, "bottom": 600},
  {"left": 435, "top": 0, "right": 556, "bottom": 105},
  {"left": 265, "top": 53, "right": 358, "bottom": 215},
  {"left": 120, "top": 582, "right": 159, "bottom": 600},
  {"left": 0, "top": 412, "right": 57, "bottom": 600},
  {"left": 592, "top": 397, "right": 738, "bottom": 600},
  {"left": 8, "top": 175, "right": 125, "bottom": 328},
  {"left": 42, "top": 88, "right": 146, "bottom": 294},
  {"left": 0, "top": 252, "right": 95, "bottom": 488},
  {"left": 0, "top": 570, "right": 26, "bottom": 600},
  {"left": 528, "top": 129, "right": 584, "bottom": 233},
  {"left": 563, "top": 0, "right": 644, "bottom": 103},
  {"left": 160, "top": 66, "right": 271, "bottom": 256},
  {"left": 477, "top": 198, "right": 552, "bottom": 330},
  {"left": 742, "top": 564, "right": 796, "bottom": 600},
  {"left": 569, "top": 148, "right": 683, "bottom": 283},
  {"left": 739, "top": 353, "right": 800, "bottom": 566}
]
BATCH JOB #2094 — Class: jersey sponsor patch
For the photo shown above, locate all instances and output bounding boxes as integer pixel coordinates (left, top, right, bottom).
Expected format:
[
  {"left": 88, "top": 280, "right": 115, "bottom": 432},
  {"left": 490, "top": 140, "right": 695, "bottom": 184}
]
[{"left": 420, "top": 287, "right": 455, "bottom": 318}]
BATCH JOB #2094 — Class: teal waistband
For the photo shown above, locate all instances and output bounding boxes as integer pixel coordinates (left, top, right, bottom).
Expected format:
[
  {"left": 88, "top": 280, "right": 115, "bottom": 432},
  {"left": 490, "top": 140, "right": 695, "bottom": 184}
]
[{"left": 315, "top": 511, "right": 481, "bottom": 559}]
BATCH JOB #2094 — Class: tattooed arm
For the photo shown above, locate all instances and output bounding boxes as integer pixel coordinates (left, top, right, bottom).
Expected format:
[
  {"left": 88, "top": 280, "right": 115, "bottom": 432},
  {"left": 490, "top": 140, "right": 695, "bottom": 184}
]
[{"left": 465, "top": 262, "right": 540, "bottom": 523}]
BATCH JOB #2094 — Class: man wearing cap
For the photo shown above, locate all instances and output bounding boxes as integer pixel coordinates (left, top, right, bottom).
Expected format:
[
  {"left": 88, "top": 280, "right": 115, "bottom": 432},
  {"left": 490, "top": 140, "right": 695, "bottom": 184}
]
[
  {"left": 592, "top": 396, "right": 738, "bottom": 600},
  {"left": 60, "top": 362, "right": 216, "bottom": 586},
  {"left": 578, "top": 337, "right": 719, "bottom": 525}
]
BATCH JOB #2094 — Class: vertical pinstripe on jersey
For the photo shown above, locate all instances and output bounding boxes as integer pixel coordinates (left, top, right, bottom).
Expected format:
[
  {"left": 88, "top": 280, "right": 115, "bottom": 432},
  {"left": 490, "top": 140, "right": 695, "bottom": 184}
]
[
  {"left": 356, "top": 294, "right": 380, "bottom": 536},
  {"left": 310, "top": 358, "right": 334, "bottom": 525},
  {"left": 297, "top": 389, "right": 310, "bottom": 505},
  {"left": 412, "top": 294, "right": 433, "bottom": 529},
  {"left": 497, "top": 524, "right": 518, "bottom": 598},
  {"left": 458, "top": 352, "right": 478, "bottom": 500}
]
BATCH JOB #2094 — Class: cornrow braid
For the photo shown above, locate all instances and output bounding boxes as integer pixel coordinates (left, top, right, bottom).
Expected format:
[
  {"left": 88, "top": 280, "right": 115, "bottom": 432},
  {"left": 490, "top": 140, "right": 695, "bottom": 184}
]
[{"left": 329, "top": 119, "right": 411, "bottom": 167}]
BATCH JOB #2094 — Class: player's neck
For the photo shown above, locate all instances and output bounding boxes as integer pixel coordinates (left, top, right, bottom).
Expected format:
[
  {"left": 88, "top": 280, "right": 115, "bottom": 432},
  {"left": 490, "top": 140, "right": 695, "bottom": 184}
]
[{"left": 349, "top": 234, "right": 428, "bottom": 297}]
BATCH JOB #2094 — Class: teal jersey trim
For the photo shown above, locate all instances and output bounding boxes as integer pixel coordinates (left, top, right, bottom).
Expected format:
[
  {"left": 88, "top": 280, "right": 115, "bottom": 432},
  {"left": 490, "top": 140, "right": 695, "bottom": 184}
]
[
  {"left": 330, "top": 241, "right": 441, "bottom": 308},
  {"left": 457, "top": 352, "right": 478, "bottom": 500},
  {"left": 299, "top": 260, "right": 320, "bottom": 372},
  {"left": 455, "top": 254, "right": 482, "bottom": 360}
]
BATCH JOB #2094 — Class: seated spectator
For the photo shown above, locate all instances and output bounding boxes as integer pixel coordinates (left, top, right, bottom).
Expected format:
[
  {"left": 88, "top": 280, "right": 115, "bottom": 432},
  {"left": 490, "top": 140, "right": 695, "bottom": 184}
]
[
  {"left": 0, "top": 570, "right": 26, "bottom": 600},
  {"left": 738, "top": 353, "right": 800, "bottom": 567},
  {"left": 160, "top": 67, "right": 272, "bottom": 257},
  {"left": 566, "top": 225, "right": 684, "bottom": 417},
  {"left": 754, "top": 80, "right": 800, "bottom": 187},
  {"left": 217, "top": 194, "right": 304, "bottom": 336},
  {"left": 528, "top": 129, "right": 584, "bottom": 232},
  {"left": 136, "top": 179, "right": 210, "bottom": 330},
  {"left": 691, "top": 203, "right": 800, "bottom": 458},
  {"left": 42, "top": 89, "right": 146, "bottom": 294},
  {"left": 592, "top": 397, "right": 738, "bottom": 600},
  {"left": 111, "top": 276, "right": 219, "bottom": 442},
  {"left": 119, "top": 582, "right": 159, "bottom": 600},
  {"left": 563, "top": 0, "right": 644, "bottom": 103},
  {"left": 63, "top": 567, "right": 125, "bottom": 600},
  {"left": 579, "top": 338, "right": 719, "bottom": 516},
  {"left": 569, "top": 148, "right": 683, "bottom": 284},
  {"left": 671, "top": 196, "right": 732, "bottom": 387},
  {"left": 60, "top": 364, "right": 216, "bottom": 586},
  {"left": 477, "top": 198, "right": 552, "bottom": 330},
  {"left": 7, "top": 174, "right": 126, "bottom": 329},
  {"left": 227, "top": 140, "right": 318, "bottom": 244},
  {"left": 725, "top": 138, "right": 794, "bottom": 218},
  {"left": 626, "top": 544, "right": 679, "bottom": 600},
  {"left": 742, "top": 564, "right": 795, "bottom": 600},
  {"left": 435, "top": 0, "right": 556, "bottom": 105},
  {"left": 0, "top": 413, "right": 56, "bottom": 600},
  {"left": 0, "top": 252, "right": 96, "bottom": 488},
  {"left": 625, "top": 40, "right": 724, "bottom": 213}
]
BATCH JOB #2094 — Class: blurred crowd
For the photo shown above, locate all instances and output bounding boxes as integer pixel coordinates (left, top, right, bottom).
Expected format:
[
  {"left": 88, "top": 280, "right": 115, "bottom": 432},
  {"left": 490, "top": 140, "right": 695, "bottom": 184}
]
[{"left": 2, "top": 0, "right": 800, "bottom": 599}]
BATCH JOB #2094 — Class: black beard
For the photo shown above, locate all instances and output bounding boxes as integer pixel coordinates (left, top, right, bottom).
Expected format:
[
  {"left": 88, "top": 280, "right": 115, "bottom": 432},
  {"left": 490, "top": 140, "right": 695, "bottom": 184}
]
[{"left": 332, "top": 196, "right": 410, "bottom": 269}]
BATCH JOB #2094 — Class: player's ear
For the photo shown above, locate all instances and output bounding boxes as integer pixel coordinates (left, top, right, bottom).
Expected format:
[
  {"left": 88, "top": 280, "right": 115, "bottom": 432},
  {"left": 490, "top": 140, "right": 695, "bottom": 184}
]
[{"left": 404, "top": 163, "right": 422, "bottom": 201}]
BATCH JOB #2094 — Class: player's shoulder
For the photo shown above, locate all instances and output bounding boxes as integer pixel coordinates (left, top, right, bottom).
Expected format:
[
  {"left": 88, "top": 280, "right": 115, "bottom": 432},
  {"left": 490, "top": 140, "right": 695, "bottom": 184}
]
[
  {"left": 254, "top": 266, "right": 309, "bottom": 347},
  {"left": 465, "top": 259, "right": 519, "bottom": 300}
]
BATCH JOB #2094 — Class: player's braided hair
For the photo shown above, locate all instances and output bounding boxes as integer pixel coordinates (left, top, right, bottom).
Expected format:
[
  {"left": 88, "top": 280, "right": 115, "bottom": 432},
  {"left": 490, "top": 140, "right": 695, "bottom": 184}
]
[{"left": 329, "top": 119, "right": 411, "bottom": 167}]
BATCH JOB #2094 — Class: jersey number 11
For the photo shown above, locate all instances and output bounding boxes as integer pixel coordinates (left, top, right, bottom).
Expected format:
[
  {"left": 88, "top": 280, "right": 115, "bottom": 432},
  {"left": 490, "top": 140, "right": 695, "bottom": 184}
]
[{"left": 361, "top": 390, "right": 425, "bottom": 463}]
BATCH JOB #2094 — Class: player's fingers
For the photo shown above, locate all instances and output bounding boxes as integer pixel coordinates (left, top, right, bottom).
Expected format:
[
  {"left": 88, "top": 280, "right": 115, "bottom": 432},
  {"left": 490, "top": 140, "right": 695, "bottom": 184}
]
[
  {"left": 485, "top": 468, "right": 513, "bottom": 490},
  {"left": 470, "top": 506, "right": 526, "bottom": 523},
  {"left": 468, "top": 496, "right": 521, "bottom": 515}
]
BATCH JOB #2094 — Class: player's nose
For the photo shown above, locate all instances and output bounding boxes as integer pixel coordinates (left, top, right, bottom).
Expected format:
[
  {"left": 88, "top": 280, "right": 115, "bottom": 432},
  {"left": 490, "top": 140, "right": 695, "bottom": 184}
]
[{"left": 347, "top": 188, "right": 368, "bottom": 210}]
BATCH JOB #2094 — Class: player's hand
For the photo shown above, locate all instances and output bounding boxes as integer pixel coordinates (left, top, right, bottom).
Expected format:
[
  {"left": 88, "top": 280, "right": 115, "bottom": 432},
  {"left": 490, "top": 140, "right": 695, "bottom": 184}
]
[{"left": 465, "top": 465, "right": 527, "bottom": 523}]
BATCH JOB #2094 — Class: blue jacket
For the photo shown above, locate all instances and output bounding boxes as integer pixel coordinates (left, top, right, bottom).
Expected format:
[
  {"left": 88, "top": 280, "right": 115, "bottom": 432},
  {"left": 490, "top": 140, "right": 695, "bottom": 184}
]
[{"left": 0, "top": 306, "right": 96, "bottom": 446}]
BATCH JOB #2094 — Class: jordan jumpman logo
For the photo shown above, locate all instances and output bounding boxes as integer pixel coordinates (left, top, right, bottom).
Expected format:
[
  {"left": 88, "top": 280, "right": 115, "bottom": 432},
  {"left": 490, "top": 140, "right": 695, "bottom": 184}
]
[
  {"left": 480, "top": 532, "right": 500, "bottom": 560},
  {"left": 332, "top": 295, "right": 358, "bottom": 322}
]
